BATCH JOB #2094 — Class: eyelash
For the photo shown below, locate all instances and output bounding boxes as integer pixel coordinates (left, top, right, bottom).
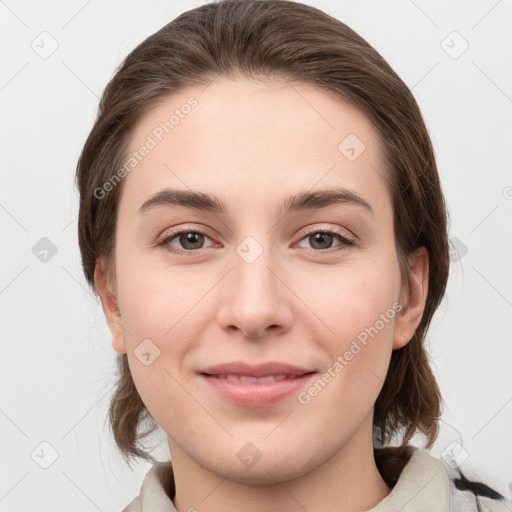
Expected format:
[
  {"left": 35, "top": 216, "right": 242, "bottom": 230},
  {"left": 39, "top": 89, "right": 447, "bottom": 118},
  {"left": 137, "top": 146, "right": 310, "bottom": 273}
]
[{"left": 156, "top": 226, "right": 356, "bottom": 256}]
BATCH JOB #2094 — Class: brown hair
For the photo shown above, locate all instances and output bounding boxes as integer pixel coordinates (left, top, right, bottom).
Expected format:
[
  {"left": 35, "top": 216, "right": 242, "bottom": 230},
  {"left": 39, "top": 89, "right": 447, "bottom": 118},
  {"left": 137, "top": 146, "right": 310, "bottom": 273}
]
[{"left": 75, "top": 0, "right": 449, "bottom": 466}]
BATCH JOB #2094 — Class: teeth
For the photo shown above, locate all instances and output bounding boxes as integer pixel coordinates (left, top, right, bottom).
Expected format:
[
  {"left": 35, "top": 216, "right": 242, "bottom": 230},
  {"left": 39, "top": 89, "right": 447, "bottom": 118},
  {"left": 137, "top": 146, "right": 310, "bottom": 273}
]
[
  {"left": 240, "top": 375, "right": 258, "bottom": 383},
  {"left": 214, "top": 374, "right": 294, "bottom": 383},
  {"left": 258, "top": 375, "right": 277, "bottom": 383}
]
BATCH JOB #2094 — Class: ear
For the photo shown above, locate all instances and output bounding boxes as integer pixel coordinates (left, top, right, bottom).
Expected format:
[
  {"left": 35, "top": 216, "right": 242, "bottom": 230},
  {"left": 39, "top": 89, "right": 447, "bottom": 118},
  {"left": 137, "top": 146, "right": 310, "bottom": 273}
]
[
  {"left": 393, "top": 246, "right": 429, "bottom": 350},
  {"left": 94, "top": 257, "right": 127, "bottom": 354}
]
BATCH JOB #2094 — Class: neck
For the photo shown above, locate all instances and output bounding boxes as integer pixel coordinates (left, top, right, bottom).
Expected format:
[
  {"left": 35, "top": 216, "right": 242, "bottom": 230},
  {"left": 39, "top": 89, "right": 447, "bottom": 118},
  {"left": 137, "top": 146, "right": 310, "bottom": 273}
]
[{"left": 169, "top": 424, "right": 392, "bottom": 512}]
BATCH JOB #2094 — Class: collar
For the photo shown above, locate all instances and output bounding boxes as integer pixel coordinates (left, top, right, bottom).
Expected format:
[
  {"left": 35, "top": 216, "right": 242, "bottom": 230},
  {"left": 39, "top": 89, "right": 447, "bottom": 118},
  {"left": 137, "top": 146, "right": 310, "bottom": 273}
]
[{"left": 367, "top": 446, "right": 449, "bottom": 511}]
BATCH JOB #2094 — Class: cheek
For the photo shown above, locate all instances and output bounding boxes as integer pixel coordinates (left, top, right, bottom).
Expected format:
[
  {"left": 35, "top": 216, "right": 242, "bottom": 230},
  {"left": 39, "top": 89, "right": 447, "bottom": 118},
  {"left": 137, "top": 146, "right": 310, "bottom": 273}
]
[
  {"left": 302, "top": 258, "right": 401, "bottom": 339},
  {"left": 298, "top": 255, "right": 401, "bottom": 398},
  {"left": 295, "top": 271, "right": 399, "bottom": 417},
  {"left": 116, "top": 264, "right": 211, "bottom": 408},
  {"left": 117, "top": 259, "right": 209, "bottom": 344}
]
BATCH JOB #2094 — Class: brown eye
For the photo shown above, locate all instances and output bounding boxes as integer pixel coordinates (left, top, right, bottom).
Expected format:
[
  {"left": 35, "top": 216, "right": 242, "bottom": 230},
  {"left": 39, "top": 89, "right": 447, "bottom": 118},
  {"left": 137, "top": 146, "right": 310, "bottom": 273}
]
[
  {"left": 178, "top": 232, "right": 205, "bottom": 250},
  {"left": 158, "top": 230, "right": 215, "bottom": 254},
  {"left": 308, "top": 232, "right": 335, "bottom": 250},
  {"left": 296, "top": 229, "right": 356, "bottom": 252}
]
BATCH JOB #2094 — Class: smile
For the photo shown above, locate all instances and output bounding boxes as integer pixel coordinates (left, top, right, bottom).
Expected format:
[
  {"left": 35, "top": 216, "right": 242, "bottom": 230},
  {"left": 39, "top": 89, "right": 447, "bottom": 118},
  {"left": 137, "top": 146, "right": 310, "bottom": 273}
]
[
  {"left": 205, "top": 373, "right": 298, "bottom": 383},
  {"left": 200, "top": 372, "right": 317, "bottom": 406}
]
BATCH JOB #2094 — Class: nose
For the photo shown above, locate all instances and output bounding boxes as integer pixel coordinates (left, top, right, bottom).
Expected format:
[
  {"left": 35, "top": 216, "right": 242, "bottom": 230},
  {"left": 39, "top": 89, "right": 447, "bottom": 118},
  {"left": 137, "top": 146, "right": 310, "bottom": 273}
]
[{"left": 216, "top": 244, "right": 293, "bottom": 339}]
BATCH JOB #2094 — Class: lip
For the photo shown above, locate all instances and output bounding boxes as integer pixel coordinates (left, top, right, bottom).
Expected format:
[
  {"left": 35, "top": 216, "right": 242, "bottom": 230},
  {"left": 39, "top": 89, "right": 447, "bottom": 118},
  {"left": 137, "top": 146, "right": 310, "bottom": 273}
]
[{"left": 198, "top": 361, "right": 317, "bottom": 407}]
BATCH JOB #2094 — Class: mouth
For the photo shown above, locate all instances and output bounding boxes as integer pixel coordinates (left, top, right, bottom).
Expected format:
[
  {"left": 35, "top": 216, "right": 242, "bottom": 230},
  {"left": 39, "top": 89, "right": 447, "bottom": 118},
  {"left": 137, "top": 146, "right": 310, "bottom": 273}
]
[
  {"left": 199, "top": 371, "right": 318, "bottom": 407},
  {"left": 201, "top": 372, "right": 315, "bottom": 383}
]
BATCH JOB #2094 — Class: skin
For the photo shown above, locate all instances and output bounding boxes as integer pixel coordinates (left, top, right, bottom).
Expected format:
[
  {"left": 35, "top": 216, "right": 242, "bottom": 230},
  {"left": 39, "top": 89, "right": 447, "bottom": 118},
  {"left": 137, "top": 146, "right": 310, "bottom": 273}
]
[{"left": 95, "top": 76, "right": 428, "bottom": 512}]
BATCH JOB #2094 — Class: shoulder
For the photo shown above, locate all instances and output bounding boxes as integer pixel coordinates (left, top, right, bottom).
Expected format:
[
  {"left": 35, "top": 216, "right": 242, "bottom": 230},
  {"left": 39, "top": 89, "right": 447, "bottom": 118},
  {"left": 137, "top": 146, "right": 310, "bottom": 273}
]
[
  {"left": 121, "top": 461, "right": 176, "bottom": 512},
  {"left": 440, "top": 457, "right": 511, "bottom": 512},
  {"left": 374, "top": 445, "right": 511, "bottom": 511}
]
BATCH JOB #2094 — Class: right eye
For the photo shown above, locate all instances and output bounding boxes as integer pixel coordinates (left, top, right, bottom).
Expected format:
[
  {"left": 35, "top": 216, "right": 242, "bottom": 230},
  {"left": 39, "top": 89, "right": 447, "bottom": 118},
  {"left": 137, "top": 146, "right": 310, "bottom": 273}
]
[{"left": 157, "top": 229, "right": 218, "bottom": 255}]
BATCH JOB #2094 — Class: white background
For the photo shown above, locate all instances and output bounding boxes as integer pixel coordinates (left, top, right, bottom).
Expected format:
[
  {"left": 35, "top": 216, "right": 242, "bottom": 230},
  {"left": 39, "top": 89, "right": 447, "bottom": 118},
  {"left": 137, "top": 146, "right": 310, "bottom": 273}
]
[{"left": 1, "top": 0, "right": 511, "bottom": 510}]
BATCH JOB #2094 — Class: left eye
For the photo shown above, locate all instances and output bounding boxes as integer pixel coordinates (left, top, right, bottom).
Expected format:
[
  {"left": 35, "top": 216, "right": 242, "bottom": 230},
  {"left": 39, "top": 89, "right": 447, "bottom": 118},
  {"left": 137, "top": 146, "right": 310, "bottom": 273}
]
[{"left": 296, "top": 230, "right": 355, "bottom": 251}]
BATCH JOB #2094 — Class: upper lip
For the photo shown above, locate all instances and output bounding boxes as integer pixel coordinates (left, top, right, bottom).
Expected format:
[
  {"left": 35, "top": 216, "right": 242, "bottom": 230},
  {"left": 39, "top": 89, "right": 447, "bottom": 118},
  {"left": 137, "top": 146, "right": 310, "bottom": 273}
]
[{"left": 199, "top": 361, "right": 316, "bottom": 377}]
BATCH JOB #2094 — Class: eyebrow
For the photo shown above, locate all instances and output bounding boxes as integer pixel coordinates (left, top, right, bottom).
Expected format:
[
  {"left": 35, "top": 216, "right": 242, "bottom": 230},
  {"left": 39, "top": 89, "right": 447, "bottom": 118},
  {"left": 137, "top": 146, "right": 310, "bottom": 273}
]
[{"left": 138, "top": 187, "right": 373, "bottom": 216}]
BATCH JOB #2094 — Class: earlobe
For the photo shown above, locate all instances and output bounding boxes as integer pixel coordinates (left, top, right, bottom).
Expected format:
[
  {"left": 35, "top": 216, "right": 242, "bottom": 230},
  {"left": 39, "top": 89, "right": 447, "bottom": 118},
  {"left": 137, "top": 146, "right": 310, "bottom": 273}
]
[
  {"left": 393, "top": 246, "right": 429, "bottom": 350},
  {"left": 94, "top": 257, "right": 127, "bottom": 355}
]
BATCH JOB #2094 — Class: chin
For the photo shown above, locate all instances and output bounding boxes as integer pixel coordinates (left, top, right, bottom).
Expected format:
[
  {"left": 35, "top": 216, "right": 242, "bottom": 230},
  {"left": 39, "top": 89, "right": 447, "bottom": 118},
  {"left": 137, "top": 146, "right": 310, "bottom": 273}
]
[
  {"left": 224, "top": 464, "right": 307, "bottom": 485},
  {"left": 214, "top": 450, "right": 317, "bottom": 485}
]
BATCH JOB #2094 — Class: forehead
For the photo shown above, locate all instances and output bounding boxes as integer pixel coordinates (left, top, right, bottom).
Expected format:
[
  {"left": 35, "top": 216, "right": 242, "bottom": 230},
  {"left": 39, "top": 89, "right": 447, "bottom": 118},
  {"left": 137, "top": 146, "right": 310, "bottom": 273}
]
[{"left": 118, "top": 76, "right": 388, "bottom": 216}]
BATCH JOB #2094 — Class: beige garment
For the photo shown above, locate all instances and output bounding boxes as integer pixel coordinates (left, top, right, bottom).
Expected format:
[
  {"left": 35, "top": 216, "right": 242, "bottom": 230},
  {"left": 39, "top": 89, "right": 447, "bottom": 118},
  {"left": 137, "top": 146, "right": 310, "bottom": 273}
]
[{"left": 122, "top": 446, "right": 450, "bottom": 512}]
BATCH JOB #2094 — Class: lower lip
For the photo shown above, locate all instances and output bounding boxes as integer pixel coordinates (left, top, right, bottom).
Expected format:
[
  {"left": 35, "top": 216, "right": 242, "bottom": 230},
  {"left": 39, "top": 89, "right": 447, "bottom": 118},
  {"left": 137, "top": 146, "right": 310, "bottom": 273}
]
[{"left": 199, "top": 373, "right": 317, "bottom": 407}]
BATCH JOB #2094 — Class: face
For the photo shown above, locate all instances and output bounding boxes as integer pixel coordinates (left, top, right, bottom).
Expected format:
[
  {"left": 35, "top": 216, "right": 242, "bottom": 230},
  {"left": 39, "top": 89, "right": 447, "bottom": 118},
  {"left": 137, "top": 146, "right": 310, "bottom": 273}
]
[{"left": 96, "top": 77, "right": 428, "bottom": 484}]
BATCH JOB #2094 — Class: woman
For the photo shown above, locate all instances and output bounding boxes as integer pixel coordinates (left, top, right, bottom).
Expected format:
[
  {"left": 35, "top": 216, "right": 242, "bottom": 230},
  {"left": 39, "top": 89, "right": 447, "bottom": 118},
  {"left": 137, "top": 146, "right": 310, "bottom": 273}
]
[{"left": 75, "top": 0, "right": 509, "bottom": 510}]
